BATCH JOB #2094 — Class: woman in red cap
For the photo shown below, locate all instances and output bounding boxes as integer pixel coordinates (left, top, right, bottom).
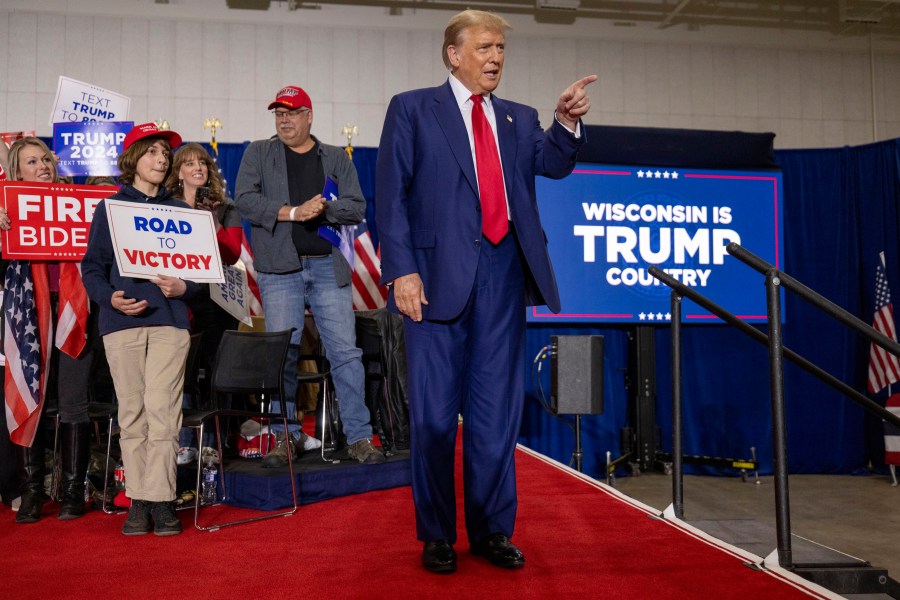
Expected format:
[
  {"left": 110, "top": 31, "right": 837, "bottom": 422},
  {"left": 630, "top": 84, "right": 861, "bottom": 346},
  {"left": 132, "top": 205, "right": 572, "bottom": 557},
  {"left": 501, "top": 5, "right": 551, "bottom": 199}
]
[{"left": 81, "top": 123, "right": 200, "bottom": 537}]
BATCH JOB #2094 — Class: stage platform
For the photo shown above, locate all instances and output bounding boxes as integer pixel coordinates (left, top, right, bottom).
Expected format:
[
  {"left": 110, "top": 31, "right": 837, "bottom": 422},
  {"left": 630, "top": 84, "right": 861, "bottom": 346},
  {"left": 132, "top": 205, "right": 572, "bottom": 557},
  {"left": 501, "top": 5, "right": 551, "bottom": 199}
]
[{"left": 178, "top": 448, "right": 411, "bottom": 511}]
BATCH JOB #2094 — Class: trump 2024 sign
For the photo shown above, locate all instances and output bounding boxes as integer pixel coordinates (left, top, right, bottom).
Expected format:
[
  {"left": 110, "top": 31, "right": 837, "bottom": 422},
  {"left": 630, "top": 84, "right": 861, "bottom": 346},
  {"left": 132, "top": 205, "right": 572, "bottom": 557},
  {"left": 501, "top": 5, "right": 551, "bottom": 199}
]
[{"left": 531, "top": 164, "right": 784, "bottom": 324}]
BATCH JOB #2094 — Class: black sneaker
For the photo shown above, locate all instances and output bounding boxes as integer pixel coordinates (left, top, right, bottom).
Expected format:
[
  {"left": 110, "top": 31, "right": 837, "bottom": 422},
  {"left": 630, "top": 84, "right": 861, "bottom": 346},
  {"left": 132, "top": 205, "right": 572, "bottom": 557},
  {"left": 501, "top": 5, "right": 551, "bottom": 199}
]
[
  {"left": 121, "top": 500, "right": 152, "bottom": 536},
  {"left": 149, "top": 501, "right": 183, "bottom": 536}
]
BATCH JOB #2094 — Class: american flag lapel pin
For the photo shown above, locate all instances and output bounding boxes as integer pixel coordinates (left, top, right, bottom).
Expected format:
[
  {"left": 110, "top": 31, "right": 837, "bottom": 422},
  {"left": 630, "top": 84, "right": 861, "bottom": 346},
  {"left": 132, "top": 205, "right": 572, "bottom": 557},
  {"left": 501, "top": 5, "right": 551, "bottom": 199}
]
[{"left": 506, "top": 115, "right": 513, "bottom": 123}]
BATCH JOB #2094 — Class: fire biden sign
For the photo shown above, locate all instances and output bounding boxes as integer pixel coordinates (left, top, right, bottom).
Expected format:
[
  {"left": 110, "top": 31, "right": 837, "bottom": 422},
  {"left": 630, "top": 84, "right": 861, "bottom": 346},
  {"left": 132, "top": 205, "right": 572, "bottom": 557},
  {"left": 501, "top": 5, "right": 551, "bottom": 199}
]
[
  {"left": 531, "top": 164, "right": 784, "bottom": 324},
  {"left": 0, "top": 181, "right": 116, "bottom": 260}
]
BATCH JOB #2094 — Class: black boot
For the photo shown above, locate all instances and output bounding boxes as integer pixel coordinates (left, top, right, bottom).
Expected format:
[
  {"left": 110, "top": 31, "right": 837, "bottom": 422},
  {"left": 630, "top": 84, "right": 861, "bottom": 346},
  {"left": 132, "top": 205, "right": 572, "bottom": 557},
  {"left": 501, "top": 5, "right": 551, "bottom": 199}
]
[
  {"left": 15, "top": 441, "right": 46, "bottom": 524},
  {"left": 58, "top": 422, "right": 91, "bottom": 520}
]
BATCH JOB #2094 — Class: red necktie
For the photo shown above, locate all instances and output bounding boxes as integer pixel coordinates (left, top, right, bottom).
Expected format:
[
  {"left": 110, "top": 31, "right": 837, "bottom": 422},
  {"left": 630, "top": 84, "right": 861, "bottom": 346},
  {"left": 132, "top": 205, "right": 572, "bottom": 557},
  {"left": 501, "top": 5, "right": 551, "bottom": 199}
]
[{"left": 470, "top": 95, "right": 508, "bottom": 244}]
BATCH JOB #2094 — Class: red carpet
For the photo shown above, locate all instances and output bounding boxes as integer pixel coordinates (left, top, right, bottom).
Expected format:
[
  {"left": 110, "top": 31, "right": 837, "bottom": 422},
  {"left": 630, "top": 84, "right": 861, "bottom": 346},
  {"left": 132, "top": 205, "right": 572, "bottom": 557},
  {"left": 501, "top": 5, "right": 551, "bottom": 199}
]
[{"left": 0, "top": 442, "right": 836, "bottom": 599}]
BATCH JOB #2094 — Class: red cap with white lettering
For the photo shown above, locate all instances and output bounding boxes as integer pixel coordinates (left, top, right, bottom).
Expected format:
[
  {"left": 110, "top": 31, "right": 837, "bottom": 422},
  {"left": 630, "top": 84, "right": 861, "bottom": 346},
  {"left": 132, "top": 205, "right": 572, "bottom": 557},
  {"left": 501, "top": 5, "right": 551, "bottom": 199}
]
[
  {"left": 123, "top": 122, "right": 182, "bottom": 152},
  {"left": 267, "top": 86, "right": 312, "bottom": 111}
]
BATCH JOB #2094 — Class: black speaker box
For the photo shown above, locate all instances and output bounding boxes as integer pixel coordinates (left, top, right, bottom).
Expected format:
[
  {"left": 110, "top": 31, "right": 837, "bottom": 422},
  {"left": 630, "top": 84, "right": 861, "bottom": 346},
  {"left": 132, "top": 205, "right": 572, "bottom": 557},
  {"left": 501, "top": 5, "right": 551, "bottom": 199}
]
[{"left": 550, "top": 335, "right": 603, "bottom": 415}]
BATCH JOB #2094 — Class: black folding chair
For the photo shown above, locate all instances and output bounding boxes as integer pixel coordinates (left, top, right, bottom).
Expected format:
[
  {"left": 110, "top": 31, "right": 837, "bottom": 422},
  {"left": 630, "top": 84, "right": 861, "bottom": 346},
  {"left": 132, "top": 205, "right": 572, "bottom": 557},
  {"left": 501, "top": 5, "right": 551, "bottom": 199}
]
[{"left": 182, "top": 329, "right": 298, "bottom": 531}]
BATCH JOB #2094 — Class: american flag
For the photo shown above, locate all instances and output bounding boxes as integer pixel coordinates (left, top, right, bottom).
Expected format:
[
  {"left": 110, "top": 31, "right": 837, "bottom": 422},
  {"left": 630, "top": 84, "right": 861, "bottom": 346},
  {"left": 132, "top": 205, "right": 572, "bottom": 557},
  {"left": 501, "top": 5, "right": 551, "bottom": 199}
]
[
  {"left": 868, "top": 252, "right": 900, "bottom": 394},
  {"left": 3, "top": 260, "right": 52, "bottom": 446},
  {"left": 885, "top": 394, "right": 900, "bottom": 465},
  {"left": 352, "top": 221, "right": 388, "bottom": 311},
  {"left": 239, "top": 227, "right": 264, "bottom": 317},
  {"left": 55, "top": 262, "right": 89, "bottom": 358}
]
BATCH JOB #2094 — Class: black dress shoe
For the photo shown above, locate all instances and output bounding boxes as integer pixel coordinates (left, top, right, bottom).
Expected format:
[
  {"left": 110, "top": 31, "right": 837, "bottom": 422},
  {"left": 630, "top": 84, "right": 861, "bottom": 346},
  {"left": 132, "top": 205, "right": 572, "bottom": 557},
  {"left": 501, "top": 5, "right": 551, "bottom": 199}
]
[
  {"left": 422, "top": 540, "right": 457, "bottom": 574},
  {"left": 470, "top": 533, "right": 525, "bottom": 568}
]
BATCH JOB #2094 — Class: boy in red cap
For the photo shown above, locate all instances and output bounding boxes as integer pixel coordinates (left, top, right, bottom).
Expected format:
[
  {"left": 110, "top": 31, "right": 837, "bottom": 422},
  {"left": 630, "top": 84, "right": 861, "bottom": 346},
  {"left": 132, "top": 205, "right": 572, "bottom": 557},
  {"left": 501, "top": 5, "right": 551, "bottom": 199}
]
[{"left": 82, "top": 123, "right": 200, "bottom": 537}]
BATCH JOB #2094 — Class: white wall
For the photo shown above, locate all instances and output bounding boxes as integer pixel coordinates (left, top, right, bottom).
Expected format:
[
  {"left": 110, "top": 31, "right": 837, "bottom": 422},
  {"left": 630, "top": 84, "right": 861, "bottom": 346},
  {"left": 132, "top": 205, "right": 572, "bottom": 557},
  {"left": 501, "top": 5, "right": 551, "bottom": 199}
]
[{"left": 3, "top": 1, "right": 900, "bottom": 149}]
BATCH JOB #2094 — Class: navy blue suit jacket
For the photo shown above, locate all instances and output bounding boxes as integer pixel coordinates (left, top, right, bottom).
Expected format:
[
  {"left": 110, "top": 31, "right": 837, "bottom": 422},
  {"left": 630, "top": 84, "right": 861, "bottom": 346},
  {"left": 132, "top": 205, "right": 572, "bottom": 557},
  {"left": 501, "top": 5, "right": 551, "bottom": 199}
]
[{"left": 376, "top": 80, "right": 584, "bottom": 321}]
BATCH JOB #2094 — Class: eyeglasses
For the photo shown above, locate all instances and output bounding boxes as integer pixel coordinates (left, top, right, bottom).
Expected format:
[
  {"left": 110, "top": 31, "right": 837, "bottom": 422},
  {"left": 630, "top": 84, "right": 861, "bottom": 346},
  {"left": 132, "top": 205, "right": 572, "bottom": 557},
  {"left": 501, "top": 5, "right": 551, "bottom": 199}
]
[{"left": 271, "top": 108, "right": 310, "bottom": 119}]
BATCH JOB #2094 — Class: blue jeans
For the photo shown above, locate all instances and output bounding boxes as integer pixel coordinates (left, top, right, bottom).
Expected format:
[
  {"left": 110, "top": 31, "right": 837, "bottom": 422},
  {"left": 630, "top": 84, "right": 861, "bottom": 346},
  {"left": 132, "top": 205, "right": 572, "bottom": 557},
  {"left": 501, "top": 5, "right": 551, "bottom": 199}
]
[{"left": 256, "top": 257, "right": 372, "bottom": 444}]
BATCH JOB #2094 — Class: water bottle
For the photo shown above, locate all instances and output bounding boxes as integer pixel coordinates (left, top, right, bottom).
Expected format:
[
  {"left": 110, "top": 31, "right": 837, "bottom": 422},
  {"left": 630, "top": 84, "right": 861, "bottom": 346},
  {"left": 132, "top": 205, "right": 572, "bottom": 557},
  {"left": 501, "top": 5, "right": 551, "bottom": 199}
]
[{"left": 201, "top": 457, "right": 218, "bottom": 505}]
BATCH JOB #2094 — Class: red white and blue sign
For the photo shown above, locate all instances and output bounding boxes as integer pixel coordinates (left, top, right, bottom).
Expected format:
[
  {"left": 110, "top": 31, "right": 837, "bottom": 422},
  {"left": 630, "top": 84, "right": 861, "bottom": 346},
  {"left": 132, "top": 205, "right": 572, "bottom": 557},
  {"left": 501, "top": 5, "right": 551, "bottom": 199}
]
[
  {"left": 531, "top": 163, "right": 784, "bottom": 324},
  {"left": 53, "top": 121, "right": 133, "bottom": 178}
]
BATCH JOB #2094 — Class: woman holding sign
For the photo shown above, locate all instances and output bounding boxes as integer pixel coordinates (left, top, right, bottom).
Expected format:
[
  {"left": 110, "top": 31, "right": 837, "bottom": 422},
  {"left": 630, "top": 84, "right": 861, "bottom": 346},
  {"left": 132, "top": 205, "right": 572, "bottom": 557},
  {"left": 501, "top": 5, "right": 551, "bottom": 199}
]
[
  {"left": 4, "top": 137, "right": 98, "bottom": 524},
  {"left": 164, "top": 143, "right": 241, "bottom": 465},
  {"left": 82, "top": 123, "right": 199, "bottom": 537}
]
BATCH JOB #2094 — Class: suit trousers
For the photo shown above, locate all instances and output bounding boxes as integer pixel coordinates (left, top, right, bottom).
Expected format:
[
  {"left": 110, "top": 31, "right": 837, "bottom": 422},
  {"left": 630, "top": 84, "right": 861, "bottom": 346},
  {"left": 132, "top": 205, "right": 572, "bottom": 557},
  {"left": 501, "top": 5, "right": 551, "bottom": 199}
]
[
  {"left": 404, "top": 231, "right": 526, "bottom": 545},
  {"left": 104, "top": 326, "right": 190, "bottom": 502}
]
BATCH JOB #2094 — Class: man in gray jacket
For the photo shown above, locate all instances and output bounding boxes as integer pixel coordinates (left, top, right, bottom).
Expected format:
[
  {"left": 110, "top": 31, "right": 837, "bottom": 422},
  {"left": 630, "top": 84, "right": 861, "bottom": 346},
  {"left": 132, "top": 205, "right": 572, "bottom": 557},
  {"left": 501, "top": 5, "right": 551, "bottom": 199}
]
[{"left": 235, "top": 85, "right": 384, "bottom": 465}]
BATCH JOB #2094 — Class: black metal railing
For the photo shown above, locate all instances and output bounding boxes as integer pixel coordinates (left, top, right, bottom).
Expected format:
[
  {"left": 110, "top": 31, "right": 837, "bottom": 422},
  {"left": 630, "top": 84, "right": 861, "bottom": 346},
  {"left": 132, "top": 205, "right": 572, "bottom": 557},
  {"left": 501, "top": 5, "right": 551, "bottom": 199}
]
[{"left": 649, "top": 242, "right": 900, "bottom": 570}]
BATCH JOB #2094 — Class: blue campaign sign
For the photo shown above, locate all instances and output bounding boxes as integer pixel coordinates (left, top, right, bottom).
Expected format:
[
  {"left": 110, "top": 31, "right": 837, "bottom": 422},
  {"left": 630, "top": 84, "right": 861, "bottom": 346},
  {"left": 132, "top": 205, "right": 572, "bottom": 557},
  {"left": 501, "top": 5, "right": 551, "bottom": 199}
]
[
  {"left": 531, "top": 163, "right": 784, "bottom": 324},
  {"left": 53, "top": 121, "right": 133, "bottom": 177}
]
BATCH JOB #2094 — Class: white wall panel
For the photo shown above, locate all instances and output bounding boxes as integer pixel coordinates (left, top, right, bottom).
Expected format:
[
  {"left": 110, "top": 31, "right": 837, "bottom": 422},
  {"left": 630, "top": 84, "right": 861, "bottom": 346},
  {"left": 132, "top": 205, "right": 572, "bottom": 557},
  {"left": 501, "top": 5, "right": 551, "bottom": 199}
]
[
  {"left": 733, "top": 48, "right": 759, "bottom": 118},
  {"left": 799, "top": 51, "right": 824, "bottom": 120},
  {"left": 622, "top": 43, "right": 647, "bottom": 116},
  {"left": 3, "top": 8, "right": 900, "bottom": 148},
  {"left": 775, "top": 117, "right": 803, "bottom": 148},
  {"left": 147, "top": 21, "right": 175, "bottom": 98},
  {"left": 173, "top": 96, "right": 203, "bottom": 141},
  {"left": 574, "top": 38, "right": 601, "bottom": 97},
  {"left": 279, "top": 26, "right": 309, "bottom": 94},
  {"left": 801, "top": 118, "right": 825, "bottom": 148},
  {"left": 332, "top": 101, "right": 360, "bottom": 145},
  {"left": 876, "top": 55, "right": 900, "bottom": 122},
  {"left": 597, "top": 41, "right": 624, "bottom": 114},
  {"left": 711, "top": 46, "right": 736, "bottom": 117},
  {"left": 688, "top": 46, "right": 715, "bottom": 117},
  {"left": 550, "top": 39, "right": 577, "bottom": 107},
  {"left": 409, "top": 31, "right": 440, "bottom": 93},
  {"left": 333, "top": 30, "right": 360, "bottom": 105},
  {"left": 201, "top": 22, "right": 229, "bottom": 100},
  {"left": 0, "top": 12, "right": 8, "bottom": 96},
  {"left": 7, "top": 92, "right": 37, "bottom": 134},
  {"left": 228, "top": 23, "right": 256, "bottom": 100},
  {"left": 755, "top": 49, "right": 781, "bottom": 123},
  {"left": 644, "top": 44, "right": 670, "bottom": 116},
  {"left": 174, "top": 20, "right": 203, "bottom": 99},
  {"left": 358, "top": 101, "right": 387, "bottom": 148},
  {"left": 63, "top": 15, "right": 94, "bottom": 85},
  {"left": 226, "top": 98, "right": 257, "bottom": 146},
  {"left": 146, "top": 94, "right": 175, "bottom": 128},
  {"left": 777, "top": 50, "right": 803, "bottom": 120},
  {"left": 128, "top": 96, "right": 147, "bottom": 129},
  {"left": 253, "top": 25, "right": 282, "bottom": 101},
  {"left": 91, "top": 17, "right": 122, "bottom": 93},
  {"left": 120, "top": 20, "right": 149, "bottom": 99},
  {"left": 306, "top": 28, "right": 335, "bottom": 104},
  {"left": 382, "top": 31, "right": 410, "bottom": 105},
  {"left": 841, "top": 53, "right": 870, "bottom": 122},
  {"left": 356, "top": 30, "right": 385, "bottom": 110},
  {"left": 311, "top": 101, "right": 334, "bottom": 145},
  {"left": 845, "top": 120, "right": 875, "bottom": 146},
  {"left": 881, "top": 120, "right": 900, "bottom": 141},
  {"left": 526, "top": 37, "right": 554, "bottom": 110},
  {"left": 37, "top": 14, "right": 65, "bottom": 94},
  {"left": 8, "top": 13, "right": 37, "bottom": 94},
  {"left": 666, "top": 44, "right": 692, "bottom": 116}
]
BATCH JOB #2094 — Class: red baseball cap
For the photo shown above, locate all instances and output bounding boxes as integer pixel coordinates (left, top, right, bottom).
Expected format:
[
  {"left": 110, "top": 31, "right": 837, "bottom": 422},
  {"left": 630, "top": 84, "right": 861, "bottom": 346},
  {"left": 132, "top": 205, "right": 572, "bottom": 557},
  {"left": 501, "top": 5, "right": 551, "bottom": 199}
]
[
  {"left": 268, "top": 85, "right": 313, "bottom": 111},
  {"left": 123, "top": 122, "right": 182, "bottom": 152}
]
